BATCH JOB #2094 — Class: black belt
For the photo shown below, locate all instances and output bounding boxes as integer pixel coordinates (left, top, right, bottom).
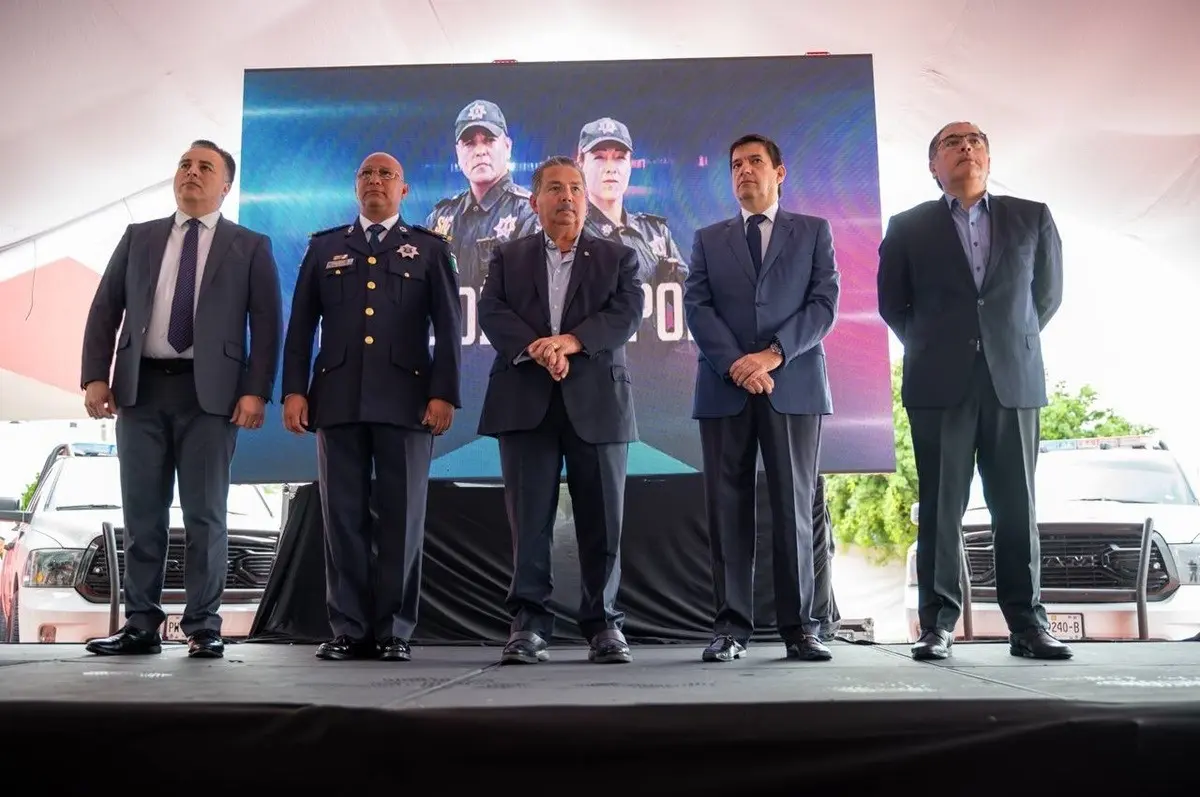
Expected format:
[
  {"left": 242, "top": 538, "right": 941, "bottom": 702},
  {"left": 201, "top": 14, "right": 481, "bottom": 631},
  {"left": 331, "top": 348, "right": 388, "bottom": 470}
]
[{"left": 141, "top": 357, "right": 194, "bottom": 373}]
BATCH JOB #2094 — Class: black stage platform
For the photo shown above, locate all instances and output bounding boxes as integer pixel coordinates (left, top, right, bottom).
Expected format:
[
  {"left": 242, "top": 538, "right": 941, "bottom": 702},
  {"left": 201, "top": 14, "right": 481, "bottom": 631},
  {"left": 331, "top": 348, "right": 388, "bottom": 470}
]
[{"left": 1, "top": 640, "right": 1197, "bottom": 794}]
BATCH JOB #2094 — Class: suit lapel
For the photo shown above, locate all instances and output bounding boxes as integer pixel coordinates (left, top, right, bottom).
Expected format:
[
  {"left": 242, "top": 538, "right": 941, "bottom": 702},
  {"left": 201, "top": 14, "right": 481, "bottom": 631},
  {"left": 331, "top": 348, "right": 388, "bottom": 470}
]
[
  {"left": 562, "top": 234, "right": 590, "bottom": 319},
  {"left": 724, "top": 217, "right": 757, "bottom": 284},
  {"left": 980, "top": 197, "right": 1006, "bottom": 293},
  {"left": 529, "top": 235, "right": 552, "bottom": 330},
  {"left": 760, "top": 211, "right": 794, "bottom": 278},
  {"left": 198, "top": 217, "right": 236, "bottom": 300},
  {"left": 343, "top": 220, "right": 372, "bottom": 258},
  {"left": 934, "top": 202, "right": 979, "bottom": 293},
  {"left": 143, "top": 216, "right": 174, "bottom": 311}
]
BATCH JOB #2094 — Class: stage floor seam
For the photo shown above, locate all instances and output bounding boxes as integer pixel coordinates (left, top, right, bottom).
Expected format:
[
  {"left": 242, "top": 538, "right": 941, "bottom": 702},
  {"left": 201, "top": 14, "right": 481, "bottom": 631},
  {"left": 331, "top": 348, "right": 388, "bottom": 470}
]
[
  {"left": 380, "top": 662, "right": 501, "bottom": 708},
  {"left": 867, "top": 642, "right": 1071, "bottom": 700}
]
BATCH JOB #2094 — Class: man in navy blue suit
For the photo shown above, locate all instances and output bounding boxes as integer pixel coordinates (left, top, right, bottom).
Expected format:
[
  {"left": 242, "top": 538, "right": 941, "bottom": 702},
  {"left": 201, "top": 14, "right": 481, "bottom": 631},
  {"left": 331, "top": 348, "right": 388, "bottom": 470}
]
[{"left": 684, "top": 133, "right": 840, "bottom": 663}]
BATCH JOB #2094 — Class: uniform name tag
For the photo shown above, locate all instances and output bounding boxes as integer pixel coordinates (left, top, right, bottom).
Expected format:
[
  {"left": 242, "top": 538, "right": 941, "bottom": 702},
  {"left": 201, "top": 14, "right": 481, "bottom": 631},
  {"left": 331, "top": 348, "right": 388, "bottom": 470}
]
[{"left": 325, "top": 255, "right": 354, "bottom": 270}]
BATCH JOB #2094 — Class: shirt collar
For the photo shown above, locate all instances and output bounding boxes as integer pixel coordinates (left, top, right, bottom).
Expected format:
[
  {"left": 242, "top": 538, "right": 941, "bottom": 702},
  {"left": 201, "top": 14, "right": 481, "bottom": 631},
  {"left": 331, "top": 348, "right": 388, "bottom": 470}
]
[
  {"left": 359, "top": 213, "right": 400, "bottom": 233},
  {"left": 943, "top": 192, "right": 991, "bottom": 212},
  {"left": 174, "top": 209, "right": 221, "bottom": 229},
  {"left": 740, "top": 201, "right": 779, "bottom": 225}
]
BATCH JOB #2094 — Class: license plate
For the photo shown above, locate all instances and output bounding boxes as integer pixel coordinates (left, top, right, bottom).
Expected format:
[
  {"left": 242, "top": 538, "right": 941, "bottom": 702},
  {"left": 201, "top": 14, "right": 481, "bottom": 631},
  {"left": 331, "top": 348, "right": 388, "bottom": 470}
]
[
  {"left": 163, "top": 615, "right": 188, "bottom": 642},
  {"left": 1048, "top": 613, "right": 1084, "bottom": 640}
]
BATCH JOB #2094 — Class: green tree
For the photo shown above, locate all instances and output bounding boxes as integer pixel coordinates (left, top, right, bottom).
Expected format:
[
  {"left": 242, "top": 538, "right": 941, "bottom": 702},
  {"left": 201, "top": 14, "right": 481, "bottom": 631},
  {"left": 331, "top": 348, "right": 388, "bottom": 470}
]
[
  {"left": 20, "top": 475, "right": 38, "bottom": 510},
  {"left": 825, "top": 362, "right": 1155, "bottom": 564}
]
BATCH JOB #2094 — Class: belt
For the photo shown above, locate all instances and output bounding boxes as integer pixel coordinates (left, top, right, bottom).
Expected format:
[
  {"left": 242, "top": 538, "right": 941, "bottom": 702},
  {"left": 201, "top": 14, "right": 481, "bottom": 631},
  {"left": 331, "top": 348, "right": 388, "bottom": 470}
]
[{"left": 141, "top": 357, "right": 194, "bottom": 373}]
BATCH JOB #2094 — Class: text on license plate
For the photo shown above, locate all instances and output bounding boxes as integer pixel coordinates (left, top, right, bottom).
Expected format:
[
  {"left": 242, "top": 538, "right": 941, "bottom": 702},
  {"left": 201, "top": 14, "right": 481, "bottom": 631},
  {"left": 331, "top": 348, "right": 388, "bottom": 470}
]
[
  {"left": 163, "top": 615, "right": 188, "bottom": 642},
  {"left": 1048, "top": 613, "right": 1084, "bottom": 640}
]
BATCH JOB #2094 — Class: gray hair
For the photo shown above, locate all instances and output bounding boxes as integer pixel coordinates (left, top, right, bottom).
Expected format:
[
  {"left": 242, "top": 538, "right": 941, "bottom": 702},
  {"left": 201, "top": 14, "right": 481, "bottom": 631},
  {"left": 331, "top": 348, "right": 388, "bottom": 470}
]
[{"left": 531, "top": 155, "right": 585, "bottom": 194}]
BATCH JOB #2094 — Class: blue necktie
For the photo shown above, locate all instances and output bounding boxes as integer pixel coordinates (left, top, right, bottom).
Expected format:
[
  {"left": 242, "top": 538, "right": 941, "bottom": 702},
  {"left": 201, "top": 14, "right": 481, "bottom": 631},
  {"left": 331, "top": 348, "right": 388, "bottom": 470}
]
[
  {"left": 746, "top": 214, "right": 767, "bottom": 274},
  {"left": 367, "top": 223, "right": 385, "bottom": 251},
  {"left": 168, "top": 218, "right": 201, "bottom": 353}
]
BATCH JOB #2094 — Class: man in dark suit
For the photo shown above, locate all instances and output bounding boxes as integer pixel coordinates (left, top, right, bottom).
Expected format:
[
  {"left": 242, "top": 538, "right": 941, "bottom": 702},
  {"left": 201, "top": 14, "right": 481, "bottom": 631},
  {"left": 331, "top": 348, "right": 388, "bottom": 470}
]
[
  {"left": 281, "top": 152, "right": 461, "bottom": 662},
  {"left": 877, "top": 121, "right": 1069, "bottom": 661},
  {"left": 812, "top": 474, "right": 841, "bottom": 639},
  {"left": 80, "top": 139, "right": 282, "bottom": 659},
  {"left": 684, "top": 133, "right": 839, "bottom": 663},
  {"left": 477, "top": 155, "right": 643, "bottom": 666}
]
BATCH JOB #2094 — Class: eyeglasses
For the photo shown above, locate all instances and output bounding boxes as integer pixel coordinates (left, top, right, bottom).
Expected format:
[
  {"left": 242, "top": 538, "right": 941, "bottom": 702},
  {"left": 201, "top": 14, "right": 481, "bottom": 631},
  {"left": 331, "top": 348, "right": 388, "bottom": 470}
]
[
  {"left": 357, "top": 168, "right": 401, "bottom": 181},
  {"left": 937, "top": 132, "right": 988, "bottom": 151}
]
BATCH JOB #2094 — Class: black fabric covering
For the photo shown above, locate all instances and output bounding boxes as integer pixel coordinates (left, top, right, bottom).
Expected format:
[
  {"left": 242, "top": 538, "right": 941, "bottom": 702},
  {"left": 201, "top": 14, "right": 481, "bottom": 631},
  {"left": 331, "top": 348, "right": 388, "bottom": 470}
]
[
  {"left": 250, "top": 475, "right": 816, "bottom": 644},
  {"left": 2, "top": 699, "right": 1195, "bottom": 793}
]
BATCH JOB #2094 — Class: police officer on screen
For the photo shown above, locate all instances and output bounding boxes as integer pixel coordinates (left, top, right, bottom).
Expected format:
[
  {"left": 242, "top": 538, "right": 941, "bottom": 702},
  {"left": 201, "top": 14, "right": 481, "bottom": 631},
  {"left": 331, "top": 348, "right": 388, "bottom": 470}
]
[
  {"left": 577, "top": 117, "right": 688, "bottom": 291},
  {"left": 425, "top": 99, "right": 540, "bottom": 291},
  {"left": 281, "top": 151, "right": 462, "bottom": 662}
]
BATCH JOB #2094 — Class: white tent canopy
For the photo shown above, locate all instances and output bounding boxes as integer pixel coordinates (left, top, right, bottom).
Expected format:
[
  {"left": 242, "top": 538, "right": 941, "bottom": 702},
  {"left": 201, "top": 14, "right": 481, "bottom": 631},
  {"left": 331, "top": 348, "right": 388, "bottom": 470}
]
[{"left": 2, "top": 0, "right": 1198, "bottom": 446}]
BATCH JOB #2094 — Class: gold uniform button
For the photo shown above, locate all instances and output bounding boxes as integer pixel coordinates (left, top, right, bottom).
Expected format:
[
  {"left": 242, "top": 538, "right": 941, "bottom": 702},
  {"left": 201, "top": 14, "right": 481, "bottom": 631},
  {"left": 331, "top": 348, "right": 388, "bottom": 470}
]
[
  {"left": 365, "top": 335, "right": 374, "bottom": 345},
  {"left": 367, "top": 256, "right": 377, "bottom": 265},
  {"left": 367, "top": 281, "right": 376, "bottom": 290},
  {"left": 365, "top": 307, "right": 374, "bottom": 316},
  {"left": 334, "top": 269, "right": 342, "bottom": 275},
  {"left": 403, "top": 272, "right": 410, "bottom": 278}
]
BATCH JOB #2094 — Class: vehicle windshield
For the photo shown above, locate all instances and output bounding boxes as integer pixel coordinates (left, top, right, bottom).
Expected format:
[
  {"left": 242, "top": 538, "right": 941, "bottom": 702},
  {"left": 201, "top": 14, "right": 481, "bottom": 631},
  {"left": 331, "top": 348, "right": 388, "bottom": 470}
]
[
  {"left": 966, "top": 453, "right": 1198, "bottom": 509},
  {"left": 44, "top": 457, "right": 273, "bottom": 517}
]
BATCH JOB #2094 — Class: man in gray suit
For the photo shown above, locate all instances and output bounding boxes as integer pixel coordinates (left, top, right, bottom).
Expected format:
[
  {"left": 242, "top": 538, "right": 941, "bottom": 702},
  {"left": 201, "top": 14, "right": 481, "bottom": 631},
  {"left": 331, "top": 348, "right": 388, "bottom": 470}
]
[
  {"left": 684, "top": 133, "right": 840, "bottom": 664},
  {"left": 80, "top": 139, "right": 282, "bottom": 659},
  {"left": 477, "top": 156, "right": 644, "bottom": 666},
  {"left": 877, "top": 121, "right": 1068, "bottom": 661}
]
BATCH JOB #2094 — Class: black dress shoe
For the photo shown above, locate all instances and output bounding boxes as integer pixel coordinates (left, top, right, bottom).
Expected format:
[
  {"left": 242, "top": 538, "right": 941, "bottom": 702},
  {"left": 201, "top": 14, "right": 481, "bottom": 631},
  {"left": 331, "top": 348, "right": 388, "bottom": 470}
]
[
  {"left": 786, "top": 635, "right": 833, "bottom": 661},
  {"left": 187, "top": 630, "right": 224, "bottom": 659},
  {"left": 1010, "top": 627, "right": 1073, "bottom": 660},
  {"left": 911, "top": 628, "right": 953, "bottom": 660},
  {"left": 701, "top": 634, "right": 746, "bottom": 662},
  {"left": 379, "top": 637, "right": 412, "bottom": 662},
  {"left": 315, "top": 635, "right": 378, "bottom": 660},
  {"left": 588, "top": 629, "right": 632, "bottom": 664},
  {"left": 500, "top": 631, "right": 549, "bottom": 664},
  {"left": 85, "top": 626, "right": 162, "bottom": 656}
]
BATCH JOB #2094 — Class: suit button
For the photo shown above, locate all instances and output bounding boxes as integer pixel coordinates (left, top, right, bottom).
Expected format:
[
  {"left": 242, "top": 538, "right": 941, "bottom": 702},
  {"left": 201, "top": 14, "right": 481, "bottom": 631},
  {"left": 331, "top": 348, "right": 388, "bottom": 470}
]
[
  {"left": 367, "top": 281, "right": 376, "bottom": 290},
  {"left": 365, "top": 336, "right": 374, "bottom": 345},
  {"left": 414, "top": 369, "right": 420, "bottom": 375},
  {"left": 367, "top": 256, "right": 377, "bottom": 265},
  {"left": 365, "top": 307, "right": 374, "bottom": 316},
  {"left": 403, "top": 272, "right": 410, "bottom": 278},
  {"left": 977, "top": 298, "right": 984, "bottom": 306}
]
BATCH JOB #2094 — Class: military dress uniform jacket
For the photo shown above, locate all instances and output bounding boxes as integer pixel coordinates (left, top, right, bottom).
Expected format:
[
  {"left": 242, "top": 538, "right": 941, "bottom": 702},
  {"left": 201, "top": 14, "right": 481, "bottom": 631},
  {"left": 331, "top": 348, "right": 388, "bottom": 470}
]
[{"left": 281, "top": 219, "right": 462, "bottom": 431}]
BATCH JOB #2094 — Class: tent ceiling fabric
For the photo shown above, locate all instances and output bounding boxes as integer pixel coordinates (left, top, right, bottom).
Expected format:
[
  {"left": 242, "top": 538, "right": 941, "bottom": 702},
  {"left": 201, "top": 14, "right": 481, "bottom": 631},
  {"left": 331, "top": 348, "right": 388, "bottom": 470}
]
[
  {"left": 2, "top": 0, "right": 1197, "bottom": 251},
  {"left": 1, "top": 0, "right": 1198, "bottom": 435}
]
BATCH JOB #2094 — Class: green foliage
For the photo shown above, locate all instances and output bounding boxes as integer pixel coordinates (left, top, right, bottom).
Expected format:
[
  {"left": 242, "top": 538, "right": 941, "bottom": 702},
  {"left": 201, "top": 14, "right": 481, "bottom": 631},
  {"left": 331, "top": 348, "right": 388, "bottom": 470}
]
[
  {"left": 20, "top": 474, "right": 38, "bottom": 510},
  {"left": 825, "top": 363, "right": 1155, "bottom": 564}
]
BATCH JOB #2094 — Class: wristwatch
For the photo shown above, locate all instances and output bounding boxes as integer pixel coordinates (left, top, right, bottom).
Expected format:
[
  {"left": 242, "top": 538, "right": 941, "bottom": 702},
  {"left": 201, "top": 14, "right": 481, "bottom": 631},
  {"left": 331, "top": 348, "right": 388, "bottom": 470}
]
[{"left": 768, "top": 339, "right": 784, "bottom": 357}]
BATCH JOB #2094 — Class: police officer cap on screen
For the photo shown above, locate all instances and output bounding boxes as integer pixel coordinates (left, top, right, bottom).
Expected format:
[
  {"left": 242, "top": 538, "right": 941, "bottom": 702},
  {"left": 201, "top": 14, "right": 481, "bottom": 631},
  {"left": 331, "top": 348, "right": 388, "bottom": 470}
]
[
  {"left": 577, "top": 116, "right": 688, "bottom": 288},
  {"left": 424, "top": 98, "right": 540, "bottom": 291}
]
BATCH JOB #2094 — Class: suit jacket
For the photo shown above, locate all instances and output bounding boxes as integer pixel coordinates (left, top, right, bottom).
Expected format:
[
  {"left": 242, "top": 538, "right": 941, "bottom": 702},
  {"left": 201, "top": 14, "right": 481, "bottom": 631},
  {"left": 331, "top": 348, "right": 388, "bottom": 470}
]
[
  {"left": 683, "top": 210, "right": 840, "bottom": 418},
  {"left": 876, "top": 194, "right": 1063, "bottom": 409},
  {"left": 80, "top": 214, "right": 282, "bottom": 416},
  {"left": 281, "top": 219, "right": 462, "bottom": 431},
  {"left": 476, "top": 232, "right": 644, "bottom": 444}
]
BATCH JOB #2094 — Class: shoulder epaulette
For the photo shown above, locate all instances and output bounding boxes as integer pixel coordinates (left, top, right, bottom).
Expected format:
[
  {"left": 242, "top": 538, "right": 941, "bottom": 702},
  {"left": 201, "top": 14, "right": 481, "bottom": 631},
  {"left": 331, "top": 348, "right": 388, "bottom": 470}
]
[
  {"left": 409, "top": 223, "right": 450, "bottom": 242},
  {"left": 632, "top": 211, "right": 668, "bottom": 224},
  {"left": 309, "top": 224, "right": 347, "bottom": 238}
]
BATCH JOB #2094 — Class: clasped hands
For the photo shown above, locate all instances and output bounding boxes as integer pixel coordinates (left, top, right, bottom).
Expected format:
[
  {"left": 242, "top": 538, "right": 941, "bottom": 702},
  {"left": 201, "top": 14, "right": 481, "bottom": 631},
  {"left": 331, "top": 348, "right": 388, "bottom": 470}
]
[
  {"left": 729, "top": 349, "right": 783, "bottom": 394},
  {"left": 527, "top": 334, "right": 582, "bottom": 382}
]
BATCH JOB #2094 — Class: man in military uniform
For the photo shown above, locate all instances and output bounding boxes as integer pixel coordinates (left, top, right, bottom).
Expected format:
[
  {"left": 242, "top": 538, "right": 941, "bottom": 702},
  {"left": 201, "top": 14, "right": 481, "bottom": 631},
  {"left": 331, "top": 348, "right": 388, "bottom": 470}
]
[
  {"left": 425, "top": 99, "right": 540, "bottom": 292},
  {"left": 282, "top": 152, "right": 461, "bottom": 662},
  {"left": 577, "top": 117, "right": 695, "bottom": 467}
]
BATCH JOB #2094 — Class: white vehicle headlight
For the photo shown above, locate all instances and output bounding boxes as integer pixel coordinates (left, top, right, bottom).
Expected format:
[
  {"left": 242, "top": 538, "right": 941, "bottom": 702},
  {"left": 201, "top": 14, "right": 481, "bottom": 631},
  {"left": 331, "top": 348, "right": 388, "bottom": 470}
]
[
  {"left": 22, "top": 549, "right": 86, "bottom": 588},
  {"left": 1169, "top": 544, "right": 1200, "bottom": 586}
]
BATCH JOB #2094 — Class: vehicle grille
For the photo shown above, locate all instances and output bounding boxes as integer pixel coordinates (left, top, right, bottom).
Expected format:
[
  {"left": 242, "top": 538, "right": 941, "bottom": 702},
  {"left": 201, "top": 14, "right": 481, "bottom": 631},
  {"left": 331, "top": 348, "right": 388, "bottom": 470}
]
[
  {"left": 76, "top": 532, "right": 277, "bottom": 603},
  {"left": 964, "top": 527, "right": 1173, "bottom": 596}
]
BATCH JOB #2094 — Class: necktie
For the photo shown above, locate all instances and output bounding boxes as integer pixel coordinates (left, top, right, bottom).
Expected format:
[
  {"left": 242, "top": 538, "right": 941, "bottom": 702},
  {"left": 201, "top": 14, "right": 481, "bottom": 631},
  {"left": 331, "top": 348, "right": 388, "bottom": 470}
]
[
  {"left": 167, "top": 218, "right": 201, "bottom": 353},
  {"left": 746, "top": 214, "right": 767, "bottom": 274},
  {"left": 367, "top": 223, "right": 385, "bottom": 251}
]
